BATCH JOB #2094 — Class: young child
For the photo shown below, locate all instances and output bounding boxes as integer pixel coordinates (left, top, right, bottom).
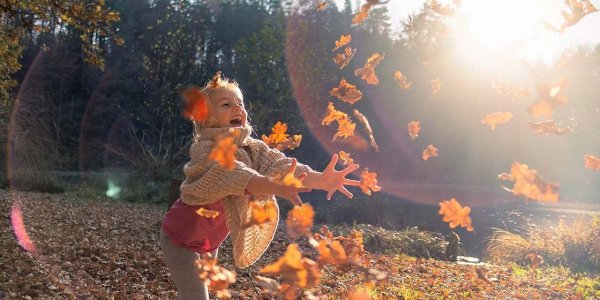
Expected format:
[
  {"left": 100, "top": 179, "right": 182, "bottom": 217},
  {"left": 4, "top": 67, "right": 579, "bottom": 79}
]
[{"left": 159, "top": 72, "right": 360, "bottom": 299}]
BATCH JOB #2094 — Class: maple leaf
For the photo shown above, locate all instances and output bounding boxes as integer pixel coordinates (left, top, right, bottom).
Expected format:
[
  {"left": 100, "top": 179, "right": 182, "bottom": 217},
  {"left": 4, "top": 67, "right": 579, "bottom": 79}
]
[
  {"left": 317, "top": 240, "right": 348, "bottom": 265},
  {"left": 438, "top": 198, "right": 474, "bottom": 231},
  {"left": 332, "top": 34, "right": 352, "bottom": 52},
  {"left": 394, "top": 71, "right": 413, "bottom": 90},
  {"left": 499, "top": 162, "right": 560, "bottom": 203},
  {"left": 355, "top": 53, "right": 385, "bottom": 85},
  {"left": 243, "top": 201, "right": 277, "bottom": 229},
  {"left": 338, "top": 151, "right": 354, "bottom": 166},
  {"left": 330, "top": 79, "right": 363, "bottom": 104},
  {"left": 527, "top": 120, "right": 570, "bottom": 135},
  {"left": 333, "top": 46, "right": 356, "bottom": 69},
  {"left": 260, "top": 243, "right": 322, "bottom": 288},
  {"left": 353, "top": 109, "right": 379, "bottom": 152},
  {"left": 262, "top": 122, "right": 302, "bottom": 151},
  {"left": 422, "top": 144, "right": 439, "bottom": 161},
  {"left": 208, "top": 135, "right": 238, "bottom": 170},
  {"left": 408, "top": 121, "right": 420, "bottom": 140},
  {"left": 333, "top": 117, "right": 357, "bottom": 141},
  {"left": 430, "top": 79, "right": 442, "bottom": 95},
  {"left": 359, "top": 168, "right": 381, "bottom": 195},
  {"left": 527, "top": 78, "right": 568, "bottom": 119},
  {"left": 196, "top": 254, "right": 236, "bottom": 298},
  {"left": 322, "top": 102, "right": 348, "bottom": 126},
  {"left": 286, "top": 203, "right": 315, "bottom": 239},
  {"left": 481, "top": 112, "right": 513, "bottom": 130},
  {"left": 196, "top": 207, "right": 220, "bottom": 219},
  {"left": 181, "top": 86, "right": 209, "bottom": 122},
  {"left": 584, "top": 154, "right": 600, "bottom": 172},
  {"left": 560, "top": 0, "right": 598, "bottom": 30}
]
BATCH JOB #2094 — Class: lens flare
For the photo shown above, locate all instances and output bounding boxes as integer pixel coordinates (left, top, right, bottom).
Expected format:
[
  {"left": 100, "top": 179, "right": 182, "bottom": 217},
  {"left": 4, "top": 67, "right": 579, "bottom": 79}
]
[{"left": 10, "top": 201, "right": 37, "bottom": 254}]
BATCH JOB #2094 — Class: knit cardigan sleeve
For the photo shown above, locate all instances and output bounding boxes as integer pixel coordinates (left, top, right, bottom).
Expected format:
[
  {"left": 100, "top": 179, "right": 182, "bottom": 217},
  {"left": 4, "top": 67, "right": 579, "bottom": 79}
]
[
  {"left": 247, "top": 139, "right": 314, "bottom": 179},
  {"left": 179, "top": 140, "right": 260, "bottom": 205}
]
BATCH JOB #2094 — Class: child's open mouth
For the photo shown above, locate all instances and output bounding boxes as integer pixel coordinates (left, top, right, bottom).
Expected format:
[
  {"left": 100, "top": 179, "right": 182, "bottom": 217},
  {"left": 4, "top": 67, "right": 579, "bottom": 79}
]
[{"left": 229, "top": 117, "right": 243, "bottom": 126}]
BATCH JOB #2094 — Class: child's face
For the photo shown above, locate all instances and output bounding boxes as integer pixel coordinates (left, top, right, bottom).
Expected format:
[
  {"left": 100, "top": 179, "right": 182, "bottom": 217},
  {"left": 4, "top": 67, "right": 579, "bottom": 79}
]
[{"left": 210, "top": 90, "right": 247, "bottom": 128}]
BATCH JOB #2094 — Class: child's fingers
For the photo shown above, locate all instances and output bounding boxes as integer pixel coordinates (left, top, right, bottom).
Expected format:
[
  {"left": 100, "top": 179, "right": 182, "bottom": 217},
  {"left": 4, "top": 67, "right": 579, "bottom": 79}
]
[
  {"left": 341, "top": 164, "right": 359, "bottom": 176},
  {"left": 344, "top": 179, "right": 362, "bottom": 187},
  {"left": 326, "top": 154, "right": 339, "bottom": 171},
  {"left": 326, "top": 189, "right": 334, "bottom": 200},
  {"left": 339, "top": 186, "right": 353, "bottom": 198},
  {"left": 287, "top": 158, "right": 298, "bottom": 173}
]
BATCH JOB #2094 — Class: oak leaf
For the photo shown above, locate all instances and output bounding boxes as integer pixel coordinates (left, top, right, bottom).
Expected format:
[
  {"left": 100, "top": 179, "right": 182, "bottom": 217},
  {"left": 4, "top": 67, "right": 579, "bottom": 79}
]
[
  {"left": 196, "top": 207, "right": 220, "bottom": 219},
  {"left": 422, "top": 144, "right": 439, "bottom": 161},
  {"left": 286, "top": 203, "right": 315, "bottom": 239},
  {"left": 584, "top": 154, "right": 600, "bottom": 172},
  {"left": 481, "top": 112, "right": 513, "bottom": 130},
  {"left": 359, "top": 168, "right": 381, "bottom": 195},
  {"left": 330, "top": 79, "right": 363, "bottom": 104},
  {"left": 438, "top": 198, "right": 474, "bottom": 231},
  {"left": 394, "top": 71, "right": 413, "bottom": 90},
  {"left": 408, "top": 121, "right": 420, "bottom": 140},
  {"left": 499, "top": 162, "right": 560, "bottom": 203}
]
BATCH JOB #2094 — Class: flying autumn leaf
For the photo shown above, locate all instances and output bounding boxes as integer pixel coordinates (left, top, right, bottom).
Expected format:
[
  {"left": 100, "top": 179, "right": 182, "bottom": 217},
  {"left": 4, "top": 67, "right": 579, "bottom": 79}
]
[
  {"left": 333, "top": 117, "right": 357, "bottom": 141},
  {"left": 208, "top": 70, "right": 225, "bottom": 88},
  {"left": 196, "top": 207, "right": 220, "bottom": 219},
  {"left": 316, "top": 0, "right": 328, "bottom": 11},
  {"left": 322, "top": 102, "right": 348, "bottom": 126},
  {"left": 262, "top": 121, "right": 302, "bottom": 151},
  {"left": 330, "top": 79, "right": 363, "bottom": 104},
  {"left": 337, "top": 229, "right": 365, "bottom": 260},
  {"left": 196, "top": 254, "right": 237, "bottom": 298},
  {"left": 351, "top": 0, "right": 390, "bottom": 24},
  {"left": 359, "top": 168, "right": 381, "bottom": 195},
  {"left": 355, "top": 53, "right": 385, "bottom": 85},
  {"left": 394, "top": 71, "right": 413, "bottom": 90},
  {"left": 286, "top": 203, "right": 315, "bottom": 239},
  {"left": 243, "top": 201, "right": 277, "bottom": 229},
  {"left": 317, "top": 240, "right": 348, "bottom": 265},
  {"left": 528, "top": 78, "right": 568, "bottom": 119},
  {"left": 408, "top": 121, "right": 421, "bottom": 140},
  {"left": 498, "top": 162, "right": 560, "bottom": 203},
  {"left": 438, "top": 198, "right": 474, "bottom": 231},
  {"left": 314, "top": 224, "right": 335, "bottom": 243},
  {"left": 560, "top": 0, "right": 598, "bottom": 30},
  {"left": 260, "top": 243, "right": 322, "bottom": 288},
  {"left": 430, "top": 79, "right": 442, "bottom": 95},
  {"left": 422, "top": 144, "right": 439, "bottom": 161},
  {"left": 584, "top": 154, "right": 600, "bottom": 172},
  {"left": 527, "top": 120, "right": 570, "bottom": 135},
  {"left": 208, "top": 135, "right": 238, "bottom": 170},
  {"left": 481, "top": 112, "right": 513, "bottom": 130},
  {"left": 338, "top": 151, "right": 354, "bottom": 166},
  {"left": 353, "top": 109, "right": 379, "bottom": 151},
  {"left": 333, "top": 34, "right": 352, "bottom": 52},
  {"left": 333, "top": 46, "right": 356, "bottom": 69},
  {"left": 181, "top": 86, "right": 209, "bottom": 122}
]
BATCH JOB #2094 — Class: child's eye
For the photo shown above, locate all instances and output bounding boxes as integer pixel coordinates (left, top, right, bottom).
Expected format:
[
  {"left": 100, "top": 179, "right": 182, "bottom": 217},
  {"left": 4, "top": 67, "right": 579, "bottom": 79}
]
[{"left": 221, "top": 103, "right": 230, "bottom": 107}]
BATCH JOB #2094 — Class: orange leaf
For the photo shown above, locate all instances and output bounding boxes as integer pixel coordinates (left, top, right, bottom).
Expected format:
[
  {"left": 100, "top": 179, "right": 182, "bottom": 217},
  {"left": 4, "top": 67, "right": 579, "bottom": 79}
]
[
  {"left": 259, "top": 243, "right": 322, "bottom": 288},
  {"left": 527, "top": 120, "right": 570, "bottom": 135},
  {"left": 286, "top": 203, "right": 315, "bottom": 239},
  {"left": 322, "top": 102, "right": 347, "bottom": 126},
  {"left": 333, "top": 46, "right": 356, "bottom": 69},
  {"left": 355, "top": 53, "right": 384, "bottom": 85},
  {"left": 481, "top": 112, "right": 513, "bottom": 130},
  {"left": 359, "top": 168, "right": 381, "bottom": 196},
  {"left": 352, "top": 4, "right": 371, "bottom": 24},
  {"left": 394, "top": 71, "right": 413, "bottom": 90},
  {"left": 584, "top": 154, "right": 600, "bottom": 172},
  {"left": 244, "top": 201, "right": 277, "bottom": 229},
  {"left": 338, "top": 151, "right": 354, "bottom": 166},
  {"left": 181, "top": 87, "right": 209, "bottom": 122},
  {"left": 208, "top": 135, "right": 238, "bottom": 170},
  {"left": 333, "top": 117, "right": 357, "bottom": 141},
  {"left": 422, "top": 144, "right": 439, "bottom": 161},
  {"left": 317, "top": 240, "right": 348, "bottom": 265},
  {"left": 261, "top": 122, "right": 302, "bottom": 151},
  {"left": 408, "top": 121, "right": 420, "bottom": 140},
  {"left": 560, "top": 0, "right": 598, "bottom": 30},
  {"left": 499, "top": 162, "right": 560, "bottom": 203},
  {"left": 330, "top": 79, "right": 363, "bottom": 104},
  {"left": 333, "top": 34, "right": 352, "bottom": 52},
  {"left": 316, "top": 0, "right": 328, "bottom": 11},
  {"left": 430, "top": 0, "right": 460, "bottom": 17},
  {"left": 196, "top": 254, "right": 236, "bottom": 298},
  {"left": 430, "top": 79, "right": 441, "bottom": 95},
  {"left": 527, "top": 78, "right": 568, "bottom": 119},
  {"left": 196, "top": 207, "right": 220, "bottom": 218},
  {"left": 438, "top": 198, "right": 474, "bottom": 231}
]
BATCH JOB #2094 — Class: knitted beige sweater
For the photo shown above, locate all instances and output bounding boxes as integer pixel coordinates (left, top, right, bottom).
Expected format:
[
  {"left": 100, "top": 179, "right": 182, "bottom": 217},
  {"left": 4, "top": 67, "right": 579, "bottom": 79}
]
[{"left": 179, "top": 126, "right": 312, "bottom": 268}]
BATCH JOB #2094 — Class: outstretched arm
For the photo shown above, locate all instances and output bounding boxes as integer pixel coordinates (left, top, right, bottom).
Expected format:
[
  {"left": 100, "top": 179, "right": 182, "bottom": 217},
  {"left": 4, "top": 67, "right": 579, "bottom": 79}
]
[
  {"left": 302, "top": 154, "right": 361, "bottom": 200},
  {"left": 246, "top": 158, "right": 311, "bottom": 206}
]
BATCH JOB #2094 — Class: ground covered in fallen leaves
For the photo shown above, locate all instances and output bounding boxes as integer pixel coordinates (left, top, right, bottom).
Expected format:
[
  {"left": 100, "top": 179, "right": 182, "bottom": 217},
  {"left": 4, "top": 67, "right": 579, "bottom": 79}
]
[{"left": 1, "top": 190, "right": 599, "bottom": 299}]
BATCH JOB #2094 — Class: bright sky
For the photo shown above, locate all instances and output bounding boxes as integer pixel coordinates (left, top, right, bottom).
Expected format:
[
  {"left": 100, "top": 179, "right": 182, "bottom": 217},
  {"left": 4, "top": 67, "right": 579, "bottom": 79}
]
[{"left": 337, "top": 0, "right": 600, "bottom": 64}]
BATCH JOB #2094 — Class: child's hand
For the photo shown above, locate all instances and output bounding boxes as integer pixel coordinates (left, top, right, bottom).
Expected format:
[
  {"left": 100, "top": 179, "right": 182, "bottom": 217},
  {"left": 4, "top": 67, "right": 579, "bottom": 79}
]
[
  {"left": 274, "top": 158, "right": 311, "bottom": 206},
  {"left": 320, "top": 154, "right": 360, "bottom": 200}
]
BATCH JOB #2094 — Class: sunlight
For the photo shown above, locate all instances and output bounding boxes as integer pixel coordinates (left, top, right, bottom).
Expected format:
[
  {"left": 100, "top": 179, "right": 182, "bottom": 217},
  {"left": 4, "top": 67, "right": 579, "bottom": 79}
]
[{"left": 106, "top": 180, "right": 122, "bottom": 198}]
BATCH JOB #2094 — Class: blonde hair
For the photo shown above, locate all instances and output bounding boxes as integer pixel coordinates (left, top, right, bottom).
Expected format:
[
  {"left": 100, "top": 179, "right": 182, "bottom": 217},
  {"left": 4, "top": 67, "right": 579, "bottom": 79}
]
[{"left": 192, "top": 71, "right": 252, "bottom": 133}]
